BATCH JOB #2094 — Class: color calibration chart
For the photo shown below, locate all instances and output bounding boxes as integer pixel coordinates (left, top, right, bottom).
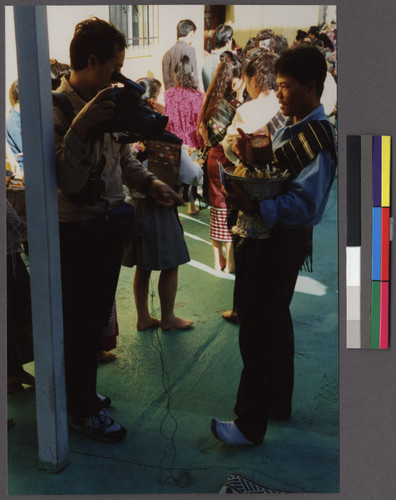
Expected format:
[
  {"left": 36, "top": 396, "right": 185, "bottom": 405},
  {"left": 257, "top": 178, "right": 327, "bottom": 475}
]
[{"left": 346, "top": 135, "right": 392, "bottom": 349}]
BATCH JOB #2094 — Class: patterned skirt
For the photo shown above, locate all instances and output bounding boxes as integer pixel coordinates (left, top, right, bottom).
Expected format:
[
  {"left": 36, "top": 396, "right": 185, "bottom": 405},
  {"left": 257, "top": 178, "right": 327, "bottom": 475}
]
[{"left": 210, "top": 206, "right": 232, "bottom": 242}]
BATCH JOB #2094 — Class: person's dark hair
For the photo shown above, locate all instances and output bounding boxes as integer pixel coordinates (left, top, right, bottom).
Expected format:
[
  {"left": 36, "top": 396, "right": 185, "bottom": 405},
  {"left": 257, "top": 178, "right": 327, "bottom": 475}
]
[
  {"left": 242, "top": 50, "right": 278, "bottom": 92},
  {"left": 199, "top": 51, "right": 242, "bottom": 125},
  {"left": 177, "top": 19, "right": 197, "bottom": 39},
  {"left": 274, "top": 45, "right": 327, "bottom": 98},
  {"left": 174, "top": 55, "right": 197, "bottom": 90},
  {"left": 69, "top": 17, "right": 127, "bottom": 70},
  {"left": 50, "top": 59, "right": 71, "bottom": 90},
  {"left": 241, "top": 47, "right": 264, "bottom": 70},
  {"left": 274, "top": 34, "right": 289, "bottom": 55},
  {"left": 213, "top": 24, "right": 233, "bottom": 49},
  {"left": 136, "top": 77, "right": 162, "bottom": 103},
  {"left": 240, "top": 37, "right": 255, "bottom": 60},
  {"left": 296, "top": 29, "right": 308, "bottom": 41},
  {"left": 254, "top": 28, "right": 275, "bottom": 52},
  {"left": 9, "top": 80, "right": 19, "bottom": 106},
  {"left": 318, "top": 33, "right": 334, "bottom": 51},
  {"left": 308, "top": 26, "right": 320, "bottom": 37}
]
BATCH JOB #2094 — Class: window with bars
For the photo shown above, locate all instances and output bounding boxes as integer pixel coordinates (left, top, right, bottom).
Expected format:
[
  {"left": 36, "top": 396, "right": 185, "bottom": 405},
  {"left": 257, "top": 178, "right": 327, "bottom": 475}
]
[{"left": 109, "top": 5, "right": 159, "bottom": 48}]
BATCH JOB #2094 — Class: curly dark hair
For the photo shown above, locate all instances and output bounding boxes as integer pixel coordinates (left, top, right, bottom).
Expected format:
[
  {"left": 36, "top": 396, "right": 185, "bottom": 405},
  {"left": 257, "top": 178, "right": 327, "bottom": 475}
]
[
  {"left": 174, "top": 55, "right": 197, "bottom": 90},
  {"left": 274, "top": 34, "right": 289, "bottom": 55},
  {"left": 199, "top": 51, "right": 242, "bottom": 126},
  {"left": 70, "top": 17, "right": 127, "bottom": 70},
  {"left": 242, "top": 51, "right": 278, "bottom": 92},
  {"left": 254, "top": 28, "right": 276, "bottom": 52}
]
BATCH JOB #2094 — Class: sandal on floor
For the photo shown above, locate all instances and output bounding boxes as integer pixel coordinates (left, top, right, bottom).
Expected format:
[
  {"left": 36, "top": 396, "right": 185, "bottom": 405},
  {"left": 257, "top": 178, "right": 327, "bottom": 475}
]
[
  {"left": 222, "top": 310, "right": 239, "bottom": 324},
  {"left": 97, "top": 350, "right": 117, "bottom": 363}
]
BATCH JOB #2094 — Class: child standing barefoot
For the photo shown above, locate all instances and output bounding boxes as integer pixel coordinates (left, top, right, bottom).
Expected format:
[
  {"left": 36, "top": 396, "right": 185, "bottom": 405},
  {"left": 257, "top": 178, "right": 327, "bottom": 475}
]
[
  {"left": 123, "top": 78, "right": 202, "bottom": 331},
  {"left": 133, "top": 266, "right": 193, "bottom": 331}
]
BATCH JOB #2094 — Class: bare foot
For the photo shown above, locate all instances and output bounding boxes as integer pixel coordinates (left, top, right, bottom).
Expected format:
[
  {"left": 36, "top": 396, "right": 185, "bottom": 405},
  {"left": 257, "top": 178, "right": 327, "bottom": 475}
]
[
  {"left": 223, "top": 266, "right": 235, "bottom": 274},
  {"left": 161, "top": 316, "right": 194, "bottom": 331},
  {"left": 137, "top": 317, "right": 161, "bottom": 331},
  {"left": 214, "top": 263, "right": 226, "bottom": 272},
  {"left": 188, "top": 202, "right": 199, "bottom": 215},
  {"left": 97, "top": 350, "right": 117, "bottom": 363},
  {"left": 221, "top": 310, "right": 239, "bottom": 324}
]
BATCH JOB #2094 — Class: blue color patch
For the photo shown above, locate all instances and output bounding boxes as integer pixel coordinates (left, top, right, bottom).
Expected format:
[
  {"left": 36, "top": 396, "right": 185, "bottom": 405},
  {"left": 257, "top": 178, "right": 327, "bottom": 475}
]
[{"left": 371, "top": 207, "right": 382, "bottom": 280}]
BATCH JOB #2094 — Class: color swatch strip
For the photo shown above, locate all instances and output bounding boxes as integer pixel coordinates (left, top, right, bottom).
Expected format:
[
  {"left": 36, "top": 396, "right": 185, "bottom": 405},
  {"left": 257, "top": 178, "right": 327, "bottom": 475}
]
[
  {"left": 346, "top": 136, "right": 361, "bottom": 348},
  {"left": 370, "top": 135, "right": 391, "bottom": 349},
  {"left": 347, "top": 135, "right": 391, "bottom": 349},
  {"left": 360, "top": 136, "right": 373, "bottom": 348}
]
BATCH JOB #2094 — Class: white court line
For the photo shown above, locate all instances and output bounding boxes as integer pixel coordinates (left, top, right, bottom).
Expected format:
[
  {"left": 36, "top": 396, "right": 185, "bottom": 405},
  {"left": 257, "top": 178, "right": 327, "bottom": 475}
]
[
  {"left": 295, "top": 276, "right": 328, "bottom": 296},
  {"left": 187, "top": 259, "right": 328, "bottom": 295},
  {"left": 184, "top": 232, "right": 211, "bottom": 245},
  {"left": 187, "top": 260, "right": 235, "bottom": 280},
  {"left": 181, "top": 213, "right": 328, "bottom": 296},
  {"left": 179, "top": 212, "right": 210, "bottom": 226}
]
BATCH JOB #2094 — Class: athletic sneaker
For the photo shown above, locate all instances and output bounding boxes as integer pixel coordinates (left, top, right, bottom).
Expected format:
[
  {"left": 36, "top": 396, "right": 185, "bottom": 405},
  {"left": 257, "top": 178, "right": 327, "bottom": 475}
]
[{"left": 70, "top": 408, "right": 127, "bottom": 442}]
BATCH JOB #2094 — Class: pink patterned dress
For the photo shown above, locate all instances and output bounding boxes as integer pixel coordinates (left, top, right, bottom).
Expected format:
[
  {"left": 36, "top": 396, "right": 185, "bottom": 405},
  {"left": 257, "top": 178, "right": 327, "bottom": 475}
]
[{"left": 164, "top": 86, "right": 205, "bottom": 149}]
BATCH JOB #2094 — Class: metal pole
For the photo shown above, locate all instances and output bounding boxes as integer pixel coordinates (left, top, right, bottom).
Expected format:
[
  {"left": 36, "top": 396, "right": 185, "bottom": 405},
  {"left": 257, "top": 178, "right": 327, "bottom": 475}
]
[
  {"left": 13, "top": 5, "right": 69, "bottom": 473},
  {"left": 319, "top": 5, "right": 328, "bottom": 27}
]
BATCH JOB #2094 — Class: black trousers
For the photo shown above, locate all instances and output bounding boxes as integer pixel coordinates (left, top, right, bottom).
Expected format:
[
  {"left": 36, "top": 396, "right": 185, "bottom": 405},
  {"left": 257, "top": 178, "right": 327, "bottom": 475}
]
[
  {"left": 232, "top": 228, "right": 306, "bottom": 444},
  {"left": 59, "top": 216, "right": 123, "bottom": 418}
]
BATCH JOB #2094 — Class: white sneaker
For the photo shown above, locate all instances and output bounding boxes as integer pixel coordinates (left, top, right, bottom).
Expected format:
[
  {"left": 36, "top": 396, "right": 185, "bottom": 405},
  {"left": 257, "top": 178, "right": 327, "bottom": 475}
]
[
  {"left": 211, "top": 418, "right": 255, "bottom": 445},
  {"left": 70, "top": 408, "right": 127, "bottom": 442}
]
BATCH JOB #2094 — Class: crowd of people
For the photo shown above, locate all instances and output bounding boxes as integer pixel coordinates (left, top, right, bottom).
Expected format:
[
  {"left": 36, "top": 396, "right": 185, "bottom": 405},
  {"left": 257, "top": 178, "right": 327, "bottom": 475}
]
[{"left": 6, "top": 16, "right": 337, "bottom": 446}]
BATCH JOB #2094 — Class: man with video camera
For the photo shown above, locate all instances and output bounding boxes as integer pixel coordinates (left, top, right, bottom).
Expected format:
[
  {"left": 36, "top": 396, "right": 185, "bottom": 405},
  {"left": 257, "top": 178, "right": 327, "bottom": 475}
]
[{"left": 53, "top": 17, "right": 183, "bottom": 442}]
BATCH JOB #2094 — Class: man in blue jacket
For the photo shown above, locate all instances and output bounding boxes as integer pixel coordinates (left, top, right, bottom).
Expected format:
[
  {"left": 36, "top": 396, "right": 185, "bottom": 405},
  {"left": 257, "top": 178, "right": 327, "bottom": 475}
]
[{"left": 212, "top": 46, "right": 337, "bottom": 445}]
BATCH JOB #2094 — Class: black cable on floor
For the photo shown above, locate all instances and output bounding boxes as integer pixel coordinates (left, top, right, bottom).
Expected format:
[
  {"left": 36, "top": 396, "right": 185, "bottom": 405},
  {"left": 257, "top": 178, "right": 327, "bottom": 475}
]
[{"left": 148, "top": 282, "right": 191, "bottom": 488}]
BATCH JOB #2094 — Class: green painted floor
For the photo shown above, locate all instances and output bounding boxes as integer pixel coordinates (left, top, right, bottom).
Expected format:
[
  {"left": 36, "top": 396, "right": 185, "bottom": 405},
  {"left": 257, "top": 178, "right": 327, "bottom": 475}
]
[{"left": 7, "top": 180, "right": 339, "bottom": 495}]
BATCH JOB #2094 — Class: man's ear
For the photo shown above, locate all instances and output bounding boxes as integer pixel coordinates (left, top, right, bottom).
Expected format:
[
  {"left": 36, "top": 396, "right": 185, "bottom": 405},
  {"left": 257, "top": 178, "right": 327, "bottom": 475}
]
[
  {"left": 87, "top": 55, "right": 98, "bottom": 69},
  {"left": 307, "top": 80, "right": 317, "bottom": 95}
]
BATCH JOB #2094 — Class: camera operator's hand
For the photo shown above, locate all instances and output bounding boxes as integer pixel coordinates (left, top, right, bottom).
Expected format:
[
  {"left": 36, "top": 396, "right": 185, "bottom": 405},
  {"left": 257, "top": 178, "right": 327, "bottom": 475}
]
[
  {"left": 149, "top": 179, "right": 185, "bottom": 208},
  {"left": 71, "top": 87, "right": 116, "bottom": 142},
  {"left": 222, "top": 180, "right": 255, "bottom": 216}
]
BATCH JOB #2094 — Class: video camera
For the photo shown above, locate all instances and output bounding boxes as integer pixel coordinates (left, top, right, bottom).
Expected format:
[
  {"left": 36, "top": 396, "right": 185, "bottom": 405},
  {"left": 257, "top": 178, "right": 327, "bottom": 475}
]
[{"left": 102, "top": 71, "right": 169, "bottom": 143}]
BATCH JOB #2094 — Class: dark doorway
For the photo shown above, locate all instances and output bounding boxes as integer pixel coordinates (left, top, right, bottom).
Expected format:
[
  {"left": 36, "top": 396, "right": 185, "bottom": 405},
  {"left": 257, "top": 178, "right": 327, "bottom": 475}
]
[{"left": 204, "top": 5, "right": 226, "bottom": 52}]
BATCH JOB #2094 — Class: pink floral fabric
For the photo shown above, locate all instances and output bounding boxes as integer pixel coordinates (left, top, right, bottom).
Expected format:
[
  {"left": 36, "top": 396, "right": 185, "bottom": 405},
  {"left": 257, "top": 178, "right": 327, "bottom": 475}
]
[{"left": 164, "top": 86, "right": 205, "bottom": 149}]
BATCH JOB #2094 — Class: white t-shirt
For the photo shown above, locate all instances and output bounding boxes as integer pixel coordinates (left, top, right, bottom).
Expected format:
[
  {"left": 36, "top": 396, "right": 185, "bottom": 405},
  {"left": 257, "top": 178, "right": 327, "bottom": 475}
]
[{"left": 222, "top": 91, "right": 280, "bottom": 164}]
